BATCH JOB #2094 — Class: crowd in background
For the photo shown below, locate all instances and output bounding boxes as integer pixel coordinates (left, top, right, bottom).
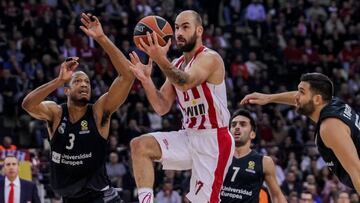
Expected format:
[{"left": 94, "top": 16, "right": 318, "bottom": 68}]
[{"left": 0, "top": 0, "right": 360, "bottom": 202}]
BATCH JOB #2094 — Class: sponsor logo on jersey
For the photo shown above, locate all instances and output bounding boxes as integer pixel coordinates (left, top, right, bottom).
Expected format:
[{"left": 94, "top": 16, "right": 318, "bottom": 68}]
[
  {"left": 343, "top": 104, "right": 352, "bottom": 119},
  {"left": 245, "top": 161, "right": 256, "bottom": 174},
  {"left": 162, "top": 139, "right": 169, "bottom": 150},
  {"left": 186, "top": 102, "right": 206, "bottom": 117},
  {"left": 80, "top": 120, "right": 90, "bottom": 134},
  {"left": 58, "top": 123, "right": 66, "bottom": 134},
  {"left": 52, "top": 151, "right": 61, "bottom": 164}
]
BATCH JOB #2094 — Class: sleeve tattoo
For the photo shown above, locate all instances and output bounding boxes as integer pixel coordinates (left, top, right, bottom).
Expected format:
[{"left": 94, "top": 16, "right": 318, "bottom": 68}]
[{"left": 161, "top": 65, "right": 190, "bottom": 86}]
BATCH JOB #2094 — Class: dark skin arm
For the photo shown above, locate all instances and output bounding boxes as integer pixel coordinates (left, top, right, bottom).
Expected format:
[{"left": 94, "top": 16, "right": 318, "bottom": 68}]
[
  {"left": 80, "top": 14, "right": 135, "bottom": 138},
  {"left": 22, "top": 58, "right": 79, "bottom": 139}
]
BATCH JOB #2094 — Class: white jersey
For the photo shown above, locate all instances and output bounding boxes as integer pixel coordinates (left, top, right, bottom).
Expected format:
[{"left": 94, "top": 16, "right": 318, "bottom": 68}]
[{"left": 173, "top": 46, "right": 230, "bottom": 129}]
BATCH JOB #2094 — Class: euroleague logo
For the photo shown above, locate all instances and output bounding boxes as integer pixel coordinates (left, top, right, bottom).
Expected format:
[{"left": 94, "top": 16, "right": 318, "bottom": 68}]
[{"left": 135, "top": 24, "right": 145, "bottom": 32}]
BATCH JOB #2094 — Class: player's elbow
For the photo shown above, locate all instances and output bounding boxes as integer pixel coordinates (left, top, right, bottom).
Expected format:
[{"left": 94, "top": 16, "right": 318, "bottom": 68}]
[
  {"left": 21, "top": 97, "right": 31, "bottom": 112},
  {"left": 154, "top": 107, "right": 169, "bottom": 116}
]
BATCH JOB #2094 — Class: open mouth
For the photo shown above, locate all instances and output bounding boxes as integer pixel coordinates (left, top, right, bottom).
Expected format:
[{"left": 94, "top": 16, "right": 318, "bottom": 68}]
[{"left": 79, "top": 90, "right": 89, "bottom": 95}]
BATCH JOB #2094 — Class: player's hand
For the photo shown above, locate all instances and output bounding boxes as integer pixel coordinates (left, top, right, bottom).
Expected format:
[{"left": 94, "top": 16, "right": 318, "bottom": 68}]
[
  {"left": 240, "top": 92, "right": 272, "bottom": 105},
  {"left": 138, "top": 32, "right": 171, "bottom": 64},
  {"left": 58, "top": 57, "right": 79, "bottom": 82},
  {"left": 129, "top": 51, "right": 153, "bottom": 83},
  {"left": 79, "top": 13, "right": 105, "bottom": 40}
]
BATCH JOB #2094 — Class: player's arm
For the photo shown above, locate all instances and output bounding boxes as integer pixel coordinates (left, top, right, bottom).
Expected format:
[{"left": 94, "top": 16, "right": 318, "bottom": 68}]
[
  {"left": 263, "top": 156, "right": 287, "bottom": 203},
  {"left": 143, "top": 79, "right": 176, "bottom": 116},
  {"left": 80, "top": 13, "right": 134, "bottom": 80},
  {"left": 156, "top": 51, "right": 222, "bottom": 91},
  {"left": 240, "top": 91, "right": 297, "bottom": 106},
  {"left": 22, "top": 58, "right": 78, "bottom": 121},
  {"left": 80, "top": 13, "right": 134, "bottom": 114},
  {"left": 128, "top": 52, "right": 176, "bottom": 116},
  {"left": 320, "top": 118, "right": 360, "bottom": 194}
]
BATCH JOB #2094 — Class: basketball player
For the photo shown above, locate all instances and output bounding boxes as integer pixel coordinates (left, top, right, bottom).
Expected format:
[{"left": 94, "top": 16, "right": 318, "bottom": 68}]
[
  {"left": 241, "top": 73, "right": 360, "bottom": 194},
  {"left": 220, "top": 109, "right": 287, "bottom": 203},
  {"left": 21, "top": 13, "right": 133, "bottom": 202},
  {"left": 129, "top": 10, "right": 235, "bottom": 203}
]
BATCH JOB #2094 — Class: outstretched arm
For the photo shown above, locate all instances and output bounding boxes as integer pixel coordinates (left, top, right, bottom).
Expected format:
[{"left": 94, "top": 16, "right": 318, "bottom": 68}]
[
  {"left": 240, "top": 91, "right": 297, "bottom": 106},
  {"left": 263, "top": 156, "right": 287, "bottom": 203},
  {"left": 320, "top": 118, "right": 360, "bottom": 194},
  {"left": 22, "top": 58, "right": 79, "bottom": 121},
  {"left": 137, "top": 32, "right": 221, "bottom": 91},
  {"left": 129, "top": 51, "right": 176, "bottom": 115},
  {"left": 80, "top": 13, "right": 134, "bottom": 114}
]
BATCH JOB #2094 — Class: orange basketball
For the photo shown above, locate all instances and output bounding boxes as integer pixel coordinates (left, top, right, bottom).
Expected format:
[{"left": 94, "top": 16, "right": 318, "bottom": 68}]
[{"left": 133, "top": 15, "right": 173, "bottom": 48}]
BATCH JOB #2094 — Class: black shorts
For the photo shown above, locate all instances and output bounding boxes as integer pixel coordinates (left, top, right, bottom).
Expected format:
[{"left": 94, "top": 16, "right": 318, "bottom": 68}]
[{"left": 63, "top": 187, "right": 121, "bottom": 203}]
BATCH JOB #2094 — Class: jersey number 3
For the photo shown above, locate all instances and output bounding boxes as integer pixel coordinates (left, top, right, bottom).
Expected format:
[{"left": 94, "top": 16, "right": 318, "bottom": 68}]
[{"left": 66, "top": 133, "right": 75, "bottom": 150}]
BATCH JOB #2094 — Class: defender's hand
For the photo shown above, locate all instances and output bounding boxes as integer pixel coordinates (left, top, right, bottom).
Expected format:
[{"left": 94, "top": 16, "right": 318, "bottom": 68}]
[
  {"left": 58, "top": 57, "right": 79, "bottom": 82},
  {"left": 129, "top": 51, "right": 153, "bottom": 83},
  {"left": 79, "top": 13, "right": 105, "bottom": 40}
]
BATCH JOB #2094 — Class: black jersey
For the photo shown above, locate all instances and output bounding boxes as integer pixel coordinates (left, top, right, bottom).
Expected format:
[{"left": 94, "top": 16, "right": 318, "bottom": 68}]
[
  {"left": 49, "top": 104, "right": 109, "bottom": 198},
  {"left": 220, "top": 150, "right": 264, "bottom": 203},
  {"left": 315, "top": 98, "right": 360, "bottom": 189}
]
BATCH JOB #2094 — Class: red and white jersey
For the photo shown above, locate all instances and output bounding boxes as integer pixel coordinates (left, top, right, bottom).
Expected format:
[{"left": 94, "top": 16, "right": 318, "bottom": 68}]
[{"left": 173, "top": 46, "right": 230, "bottom": 129}]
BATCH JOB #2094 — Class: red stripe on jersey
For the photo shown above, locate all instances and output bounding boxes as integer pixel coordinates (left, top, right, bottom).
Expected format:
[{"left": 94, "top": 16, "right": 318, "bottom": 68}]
[
  {"left": 188, "top": 117, "right": 197, "bottom": 128},
  {"left": 201, "top": 83, "right": 219, "bottom": 128},
  {"left": 175, "top": 56, "right": 185, "bottom": 68},
  {"left": 210, "top": 128, "right": 233, "bottom": 203},
  {"left": 189, "top": 46, "right": 205, "bottom": 66},
  {"left": 191, "top": 87, "right": 200, "bottom": 99},
  {"left": 198, "top": 115, "right": 206, "bottom": 129}
]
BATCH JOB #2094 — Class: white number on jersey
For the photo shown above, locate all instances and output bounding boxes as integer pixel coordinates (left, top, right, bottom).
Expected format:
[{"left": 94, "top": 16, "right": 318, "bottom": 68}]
[
  {"left": 231, "top": 167, "right": 240, "bottom": 182},
  {"left": 66, "top": 133, "right": 75, "bottom": 150}
]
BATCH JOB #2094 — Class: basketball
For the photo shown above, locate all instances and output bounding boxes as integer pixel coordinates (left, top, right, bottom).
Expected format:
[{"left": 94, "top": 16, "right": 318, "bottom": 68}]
[{"left": 133, "top": 15, "right": 173, "bottom": 48}]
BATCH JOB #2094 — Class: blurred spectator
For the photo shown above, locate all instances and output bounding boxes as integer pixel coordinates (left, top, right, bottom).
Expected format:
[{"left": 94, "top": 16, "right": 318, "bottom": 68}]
[
  {"left": 106, "top": 152, "right": 127, "bottom": 188},
  {"left": 0, "top": 136, "right": 17, "bottom": 152},
  {"left": 155, "top": 179, "right": 182, "bottom": 203}
]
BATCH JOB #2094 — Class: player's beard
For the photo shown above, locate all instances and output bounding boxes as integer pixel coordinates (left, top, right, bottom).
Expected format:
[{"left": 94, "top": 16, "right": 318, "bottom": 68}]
[
  {"left": 235, "top": 134, "right": 250, "bottom": 147},
  {"left": 296, "top": 99, "right": 315, "bottom": 116},
  {"left": 177, "top": 31, "right": 197, "bottom": 52}
]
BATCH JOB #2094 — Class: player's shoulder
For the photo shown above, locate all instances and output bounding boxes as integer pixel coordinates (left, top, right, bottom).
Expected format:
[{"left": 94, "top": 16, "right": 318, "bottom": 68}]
[
  {"left": 200, "top": 47, "right": 222, "bottom": 59},
  {"left": 262, "top": 155, "right": 275, "bottom": 167}
]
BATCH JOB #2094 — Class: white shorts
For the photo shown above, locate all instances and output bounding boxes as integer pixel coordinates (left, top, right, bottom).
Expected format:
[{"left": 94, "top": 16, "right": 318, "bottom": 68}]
[{"left": 151, "top": 127, "right": 235, "bottom": 203}]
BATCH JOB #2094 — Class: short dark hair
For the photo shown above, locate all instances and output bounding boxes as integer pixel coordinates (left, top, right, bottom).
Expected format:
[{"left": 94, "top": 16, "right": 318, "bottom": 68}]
[
  {"left": 300, "top": 73, "right": 333, "bottom": 102},
  {"left": 64, "top": 71, "right": 88, "bottom": 87},
  {"left": 230, "top": 109, "right": 256, "bottom": 132}
]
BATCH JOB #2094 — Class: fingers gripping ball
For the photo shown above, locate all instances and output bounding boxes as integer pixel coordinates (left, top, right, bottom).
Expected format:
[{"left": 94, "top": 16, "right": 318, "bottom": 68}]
[{"left": 133, "top": 16, "right": 173, "bottom": 48}]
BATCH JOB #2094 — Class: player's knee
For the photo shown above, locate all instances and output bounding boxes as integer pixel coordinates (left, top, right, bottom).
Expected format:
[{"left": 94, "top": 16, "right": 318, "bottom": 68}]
[
  {"left": 130, "top": 135, "right": 162, "bottom": 160},
  {"left": 130, "top": 135, "right": 152, "bottom": 156}
]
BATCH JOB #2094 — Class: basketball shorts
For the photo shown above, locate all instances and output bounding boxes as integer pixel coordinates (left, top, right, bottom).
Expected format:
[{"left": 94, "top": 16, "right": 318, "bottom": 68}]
[{"left": 151, "top": 127, "right": 235, "bottom": 203}]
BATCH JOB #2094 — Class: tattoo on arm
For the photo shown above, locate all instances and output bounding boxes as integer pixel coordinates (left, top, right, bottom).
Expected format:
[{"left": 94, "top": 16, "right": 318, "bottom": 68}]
[{"left": 162, "top": 65, "right": 190, "bottom": 86}]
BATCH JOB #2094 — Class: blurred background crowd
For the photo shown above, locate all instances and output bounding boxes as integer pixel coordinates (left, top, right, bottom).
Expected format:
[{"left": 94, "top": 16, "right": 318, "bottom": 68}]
[{"left": 0, "top": 0, "right": 360, "bottom": 202}]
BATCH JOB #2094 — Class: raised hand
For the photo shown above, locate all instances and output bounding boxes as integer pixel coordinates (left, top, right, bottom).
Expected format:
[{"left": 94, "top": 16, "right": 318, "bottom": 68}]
[
  {"left": 79, "top": 13, "right": 104, "bottom": 40},
  {"left": 138, "top": 32, "right": 171, "bottom": 64},
  {"left": 58, "top": 57, "right": 79, "bottom": 82},
  {"left": 240, "top": 92, "right": 272, "bottom": 105},
  {"left": 129, "top": 51, "right": 153, "bottom": 83}
]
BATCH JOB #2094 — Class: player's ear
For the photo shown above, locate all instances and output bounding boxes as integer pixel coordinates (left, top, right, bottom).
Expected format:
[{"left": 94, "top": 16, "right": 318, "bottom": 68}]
[
  {"left": 250, "top": 131, "right": 256, "bottom": 139},
  {"left": 64, "top": 86, "right": 70, "bottom": 96},
  {"left": 197, "top": 25, "right": 203, "bottom": 36},
  {"left": 313, "top": 94, "right": 322, "bottom": 105}
]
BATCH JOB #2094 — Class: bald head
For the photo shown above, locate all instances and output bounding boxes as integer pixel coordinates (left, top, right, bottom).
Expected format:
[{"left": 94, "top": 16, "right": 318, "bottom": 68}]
[{"left": 177, "top": 10, "right": 202, "bottom": 26}]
